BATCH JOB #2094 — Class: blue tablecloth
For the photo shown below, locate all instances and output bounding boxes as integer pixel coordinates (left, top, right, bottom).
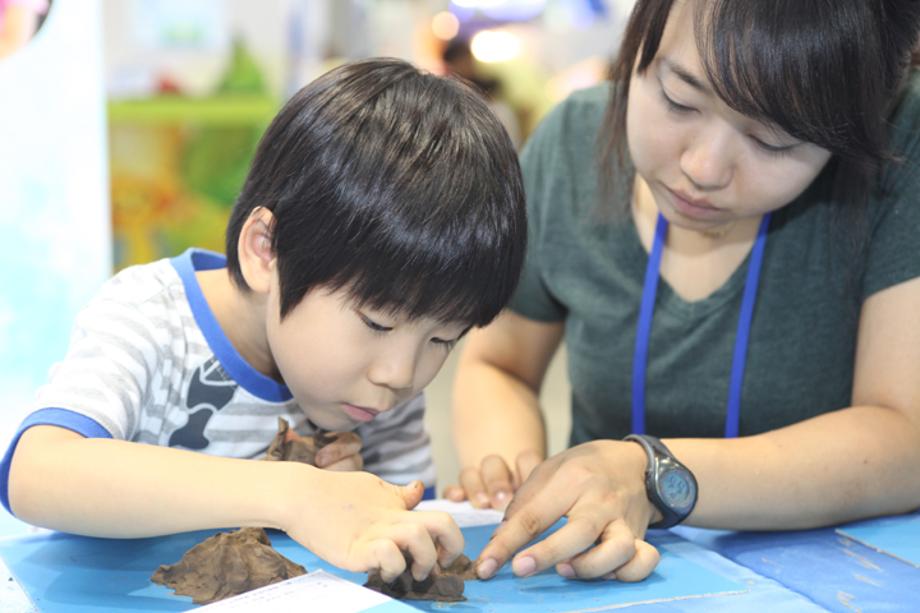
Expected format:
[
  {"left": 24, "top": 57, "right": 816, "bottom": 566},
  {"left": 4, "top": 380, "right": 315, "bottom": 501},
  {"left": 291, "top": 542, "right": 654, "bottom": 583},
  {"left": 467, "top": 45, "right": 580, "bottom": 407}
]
[{"left": 0, "top": 523, "right": 827, "bottom": 612}]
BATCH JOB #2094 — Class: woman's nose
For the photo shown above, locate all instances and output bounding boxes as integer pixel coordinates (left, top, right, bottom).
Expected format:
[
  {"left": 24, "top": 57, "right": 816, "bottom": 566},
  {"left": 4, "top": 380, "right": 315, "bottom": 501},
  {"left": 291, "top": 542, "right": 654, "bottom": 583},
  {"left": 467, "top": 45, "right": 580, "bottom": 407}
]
[{"left": 680, "top": 128, "right": 735, "bottom": 191}]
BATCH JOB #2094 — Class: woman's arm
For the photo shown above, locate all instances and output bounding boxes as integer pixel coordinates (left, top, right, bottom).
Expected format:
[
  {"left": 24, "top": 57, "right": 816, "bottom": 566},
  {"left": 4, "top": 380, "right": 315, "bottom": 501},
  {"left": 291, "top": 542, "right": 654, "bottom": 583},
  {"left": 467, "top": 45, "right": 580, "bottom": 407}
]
[
  {"left": 9, "top": 425, "right": 464, "bottom": 582},
  {"left": 673, "top": 275, "right": 920, "bottom": 528},
  {"left": 477, "top": 276, "right": 920, "bottom": 580},
  {"left": 446, "top": 310, "right": 564, "bottom": 508}
]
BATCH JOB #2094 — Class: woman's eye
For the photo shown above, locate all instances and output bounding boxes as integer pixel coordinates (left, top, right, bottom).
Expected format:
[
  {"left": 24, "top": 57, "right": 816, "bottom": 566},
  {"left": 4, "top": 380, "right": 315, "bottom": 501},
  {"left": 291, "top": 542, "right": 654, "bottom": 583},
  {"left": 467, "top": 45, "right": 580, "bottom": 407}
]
[
  {"left": 660, "top": 87, "right": 696, "bottom": 114},
  {"left": 750, "top": 136, "right": 796, "bottom": 157}
]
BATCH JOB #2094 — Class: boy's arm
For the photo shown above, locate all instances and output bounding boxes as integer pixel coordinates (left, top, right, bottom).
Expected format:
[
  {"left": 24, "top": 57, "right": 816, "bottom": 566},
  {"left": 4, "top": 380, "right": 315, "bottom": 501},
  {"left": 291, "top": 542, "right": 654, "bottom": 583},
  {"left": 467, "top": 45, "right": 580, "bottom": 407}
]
[{"left": 9, "top": 425, "right": 463, "bottom": 582}]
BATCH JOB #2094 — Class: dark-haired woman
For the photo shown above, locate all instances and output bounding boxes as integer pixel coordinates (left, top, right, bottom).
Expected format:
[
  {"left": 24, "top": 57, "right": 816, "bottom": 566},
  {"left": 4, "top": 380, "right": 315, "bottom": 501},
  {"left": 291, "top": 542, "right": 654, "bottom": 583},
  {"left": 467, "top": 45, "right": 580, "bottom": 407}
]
[{"left": 450, "top": 0, "right": 920, "bottom": 583}]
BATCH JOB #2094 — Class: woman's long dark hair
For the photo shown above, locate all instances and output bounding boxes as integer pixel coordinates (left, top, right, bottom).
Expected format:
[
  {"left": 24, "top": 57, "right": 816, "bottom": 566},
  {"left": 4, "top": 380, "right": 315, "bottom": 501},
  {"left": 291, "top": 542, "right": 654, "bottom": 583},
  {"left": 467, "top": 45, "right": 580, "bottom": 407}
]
[{"left": 600, "top": 0, "right": 920, "bottom": 256}]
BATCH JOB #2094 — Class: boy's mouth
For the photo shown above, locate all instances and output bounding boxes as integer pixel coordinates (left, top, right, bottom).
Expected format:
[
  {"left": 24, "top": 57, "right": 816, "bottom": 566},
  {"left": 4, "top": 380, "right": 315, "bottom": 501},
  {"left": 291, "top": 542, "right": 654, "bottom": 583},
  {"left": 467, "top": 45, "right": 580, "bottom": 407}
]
[{"left": 341, "top": 403, "right": 380, "bottom": 423}]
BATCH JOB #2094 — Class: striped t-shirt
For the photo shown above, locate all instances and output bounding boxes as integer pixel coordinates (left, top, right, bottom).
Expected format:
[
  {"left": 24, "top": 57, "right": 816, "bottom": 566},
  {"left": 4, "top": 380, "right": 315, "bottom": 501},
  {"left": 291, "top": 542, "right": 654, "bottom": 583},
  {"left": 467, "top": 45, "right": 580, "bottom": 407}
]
[{"left": 0, "top": 249, "right": 436, "bottom": 513}]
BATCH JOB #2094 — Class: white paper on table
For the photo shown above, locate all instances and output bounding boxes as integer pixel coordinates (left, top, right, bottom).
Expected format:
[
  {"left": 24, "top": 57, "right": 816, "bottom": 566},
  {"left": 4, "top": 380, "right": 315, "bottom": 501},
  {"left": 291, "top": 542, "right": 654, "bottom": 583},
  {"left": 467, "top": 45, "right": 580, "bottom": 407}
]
[
  {"left": 415, "top": 499, "right": 503, "bottom": 527},
  {"left": 190, "top": 570, "right": 411, "bottom": 612}
]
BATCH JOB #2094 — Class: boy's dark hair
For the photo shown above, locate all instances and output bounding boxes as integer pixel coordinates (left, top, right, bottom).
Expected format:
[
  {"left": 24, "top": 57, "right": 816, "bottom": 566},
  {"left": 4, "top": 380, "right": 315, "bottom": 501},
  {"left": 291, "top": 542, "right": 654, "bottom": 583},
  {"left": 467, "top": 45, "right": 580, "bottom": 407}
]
[
  {"left": 226, "top": 58, "right": 525, "bottom": 325},
  {"left": 601, "top": 0, "right": 920, "bottom": 213}
]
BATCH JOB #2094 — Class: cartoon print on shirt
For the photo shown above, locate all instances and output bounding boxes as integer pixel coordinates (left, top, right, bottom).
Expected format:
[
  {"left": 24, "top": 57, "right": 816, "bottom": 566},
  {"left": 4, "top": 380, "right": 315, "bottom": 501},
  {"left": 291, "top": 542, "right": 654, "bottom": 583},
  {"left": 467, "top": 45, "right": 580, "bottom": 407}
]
[{"left": 169, "top": 357, "right": 238, "bottom": 450}]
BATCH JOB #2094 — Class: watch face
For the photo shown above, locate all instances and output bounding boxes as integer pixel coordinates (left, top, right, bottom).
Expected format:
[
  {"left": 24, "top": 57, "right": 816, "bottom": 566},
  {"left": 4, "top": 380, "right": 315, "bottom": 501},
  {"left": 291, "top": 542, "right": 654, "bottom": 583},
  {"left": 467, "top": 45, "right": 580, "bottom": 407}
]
[{"left": 659, "top": 468, "right": 696, "bottom": 512}]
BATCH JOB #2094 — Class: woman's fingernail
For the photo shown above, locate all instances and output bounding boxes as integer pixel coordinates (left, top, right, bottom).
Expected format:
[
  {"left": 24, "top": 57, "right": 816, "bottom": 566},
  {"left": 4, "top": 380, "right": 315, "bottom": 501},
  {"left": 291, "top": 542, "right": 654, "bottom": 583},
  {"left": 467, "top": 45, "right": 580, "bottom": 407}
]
[
  {"left": 495, "top": 490, "right": 509, "bottom": 503},
  {"left": 512, "top": 556, "right": 537, "bottom": 577},
  {"left": 475, "top": 493, "right": 490, "bottom": 507},
  {"left": 477, "top": 558, "right": 498, "bottom": 579},
  {"left": 557, "top": 563, "right": 575, "bottom": 578}
]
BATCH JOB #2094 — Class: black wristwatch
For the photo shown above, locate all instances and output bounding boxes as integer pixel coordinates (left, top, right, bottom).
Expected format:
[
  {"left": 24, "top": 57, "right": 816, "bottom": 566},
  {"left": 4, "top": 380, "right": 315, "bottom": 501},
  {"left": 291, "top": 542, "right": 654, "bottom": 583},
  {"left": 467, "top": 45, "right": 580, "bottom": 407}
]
[{"left": 624, "top": 434, "right": 698, "bottom": 529}]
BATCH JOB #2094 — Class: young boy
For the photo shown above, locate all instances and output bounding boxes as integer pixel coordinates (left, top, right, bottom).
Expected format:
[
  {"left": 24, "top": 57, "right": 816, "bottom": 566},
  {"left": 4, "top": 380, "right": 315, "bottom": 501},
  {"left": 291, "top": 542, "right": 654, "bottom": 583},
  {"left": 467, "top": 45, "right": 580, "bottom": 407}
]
[{"left": 0, "top": 58, "right": 526, "bottom": 583}]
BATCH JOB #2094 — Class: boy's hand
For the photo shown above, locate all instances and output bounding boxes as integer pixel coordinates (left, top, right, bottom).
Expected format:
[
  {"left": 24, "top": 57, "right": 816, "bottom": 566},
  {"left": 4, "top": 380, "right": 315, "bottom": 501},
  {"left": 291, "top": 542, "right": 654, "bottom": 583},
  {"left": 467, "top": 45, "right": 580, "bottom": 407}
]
[
  {"left": 314, "top": 432, "right": 363, "bottom": 471},
  {"left": 443, "top": 450, "right": 541, "bottom": 510},
  {"left": 285, "top": 470, "right": 464, "bottom": 582}
]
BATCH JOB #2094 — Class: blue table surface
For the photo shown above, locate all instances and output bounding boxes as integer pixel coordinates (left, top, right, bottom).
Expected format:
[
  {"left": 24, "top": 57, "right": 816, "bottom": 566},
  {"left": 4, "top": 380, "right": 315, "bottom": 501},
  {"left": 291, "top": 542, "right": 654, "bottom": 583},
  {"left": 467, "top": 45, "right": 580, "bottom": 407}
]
[
  {"left": 674, "top": 510, "right": 920, "bottom": 613},
  {"left": 2, "top": 510, "right": 919, "bottom": 612},
  {"left": 0, "top": 522, "right": 829, "bottom": 612}
]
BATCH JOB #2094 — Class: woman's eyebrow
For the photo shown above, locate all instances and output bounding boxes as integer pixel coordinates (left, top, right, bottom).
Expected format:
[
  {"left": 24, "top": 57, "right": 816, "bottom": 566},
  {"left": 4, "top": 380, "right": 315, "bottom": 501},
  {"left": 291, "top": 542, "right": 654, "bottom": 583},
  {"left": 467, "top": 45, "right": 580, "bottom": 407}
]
[{"left": 659, "top": 57, "right": 710, "bottom": 94}]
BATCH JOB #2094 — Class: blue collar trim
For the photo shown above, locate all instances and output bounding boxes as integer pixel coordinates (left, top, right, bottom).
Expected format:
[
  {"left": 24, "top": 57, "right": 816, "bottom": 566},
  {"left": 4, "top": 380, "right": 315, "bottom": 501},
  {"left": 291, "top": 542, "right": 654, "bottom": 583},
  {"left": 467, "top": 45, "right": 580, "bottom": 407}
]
[{"left": 170, "top": 248, "right": 292, "bottom": 402}]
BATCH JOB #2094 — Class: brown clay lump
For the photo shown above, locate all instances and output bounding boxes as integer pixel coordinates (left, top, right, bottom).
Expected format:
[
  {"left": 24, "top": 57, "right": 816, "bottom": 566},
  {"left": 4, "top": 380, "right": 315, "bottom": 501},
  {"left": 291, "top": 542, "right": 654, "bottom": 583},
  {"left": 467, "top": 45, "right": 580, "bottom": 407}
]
[
  {"left": 364, "top": 554, "right": 477, "bottom": 602},
  {"left": 264, "top": 417, "right": 336, "bottom": 465},
  {"left": 151, "top": 527, "right": 306, "bottom": 605}
]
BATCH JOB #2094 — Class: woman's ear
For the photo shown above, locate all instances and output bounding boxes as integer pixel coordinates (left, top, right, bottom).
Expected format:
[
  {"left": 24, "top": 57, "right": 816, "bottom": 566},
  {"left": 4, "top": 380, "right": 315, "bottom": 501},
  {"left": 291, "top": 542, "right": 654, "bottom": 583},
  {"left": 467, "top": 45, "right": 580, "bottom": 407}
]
[{"left": 237, "top": 207, "right": 276, "bottom": 294}]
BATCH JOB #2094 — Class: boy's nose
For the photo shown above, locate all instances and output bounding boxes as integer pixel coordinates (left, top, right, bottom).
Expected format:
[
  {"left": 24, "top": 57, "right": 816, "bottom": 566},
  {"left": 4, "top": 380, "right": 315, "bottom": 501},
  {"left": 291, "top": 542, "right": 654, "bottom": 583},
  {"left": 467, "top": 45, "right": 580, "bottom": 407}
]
[{"left": 367, "top": 351, "right": 416, "bottom": 392}]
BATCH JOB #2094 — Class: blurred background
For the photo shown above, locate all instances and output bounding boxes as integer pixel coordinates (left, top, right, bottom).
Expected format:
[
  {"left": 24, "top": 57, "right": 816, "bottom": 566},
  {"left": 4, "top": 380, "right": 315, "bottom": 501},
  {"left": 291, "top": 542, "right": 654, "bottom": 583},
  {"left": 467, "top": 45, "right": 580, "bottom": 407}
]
[{"left": 0, "top": 0, "right": 637, "bottom": 532}]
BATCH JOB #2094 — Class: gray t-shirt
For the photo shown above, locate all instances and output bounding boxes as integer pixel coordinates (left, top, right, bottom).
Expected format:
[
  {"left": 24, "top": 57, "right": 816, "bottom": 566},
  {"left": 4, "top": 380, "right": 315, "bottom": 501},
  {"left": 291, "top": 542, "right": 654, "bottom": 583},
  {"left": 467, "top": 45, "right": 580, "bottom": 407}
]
[{"left": 511, "top": 76, "right": 920, "bottom": 444}]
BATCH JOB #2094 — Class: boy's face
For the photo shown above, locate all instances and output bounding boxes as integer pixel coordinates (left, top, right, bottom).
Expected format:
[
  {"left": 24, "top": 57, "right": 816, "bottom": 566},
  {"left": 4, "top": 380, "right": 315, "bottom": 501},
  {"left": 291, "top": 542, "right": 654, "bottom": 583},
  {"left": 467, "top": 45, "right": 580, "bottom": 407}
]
[{"left": 264, "top": 281, "right": 467, "bottom": 431}]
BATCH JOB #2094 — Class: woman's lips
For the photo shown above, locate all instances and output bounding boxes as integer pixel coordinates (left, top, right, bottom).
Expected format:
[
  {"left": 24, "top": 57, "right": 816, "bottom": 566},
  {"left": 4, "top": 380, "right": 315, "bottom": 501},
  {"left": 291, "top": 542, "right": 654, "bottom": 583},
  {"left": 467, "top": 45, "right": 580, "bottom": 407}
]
[
  {"left": 667, "top": 187, "right": 722, "bottom": 219},
  {"left": 342, "top": 403, "right": 380, "bottom": 423}
]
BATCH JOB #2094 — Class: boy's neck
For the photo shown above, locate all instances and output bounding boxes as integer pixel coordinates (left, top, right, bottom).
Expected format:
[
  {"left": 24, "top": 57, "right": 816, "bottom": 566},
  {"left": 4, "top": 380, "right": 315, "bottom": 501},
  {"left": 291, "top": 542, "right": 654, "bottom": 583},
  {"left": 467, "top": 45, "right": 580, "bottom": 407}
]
[{"left": 195, "top": 268, "right": 281, "bottom": 381}]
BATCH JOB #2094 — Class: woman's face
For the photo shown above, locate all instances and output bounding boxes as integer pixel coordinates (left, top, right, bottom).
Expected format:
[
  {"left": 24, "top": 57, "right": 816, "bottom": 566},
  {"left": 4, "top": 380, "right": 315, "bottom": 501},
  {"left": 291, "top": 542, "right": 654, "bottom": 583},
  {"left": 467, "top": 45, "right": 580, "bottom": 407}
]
[{"left": 626, "top": 0, "right": 832, "bottom": 233}]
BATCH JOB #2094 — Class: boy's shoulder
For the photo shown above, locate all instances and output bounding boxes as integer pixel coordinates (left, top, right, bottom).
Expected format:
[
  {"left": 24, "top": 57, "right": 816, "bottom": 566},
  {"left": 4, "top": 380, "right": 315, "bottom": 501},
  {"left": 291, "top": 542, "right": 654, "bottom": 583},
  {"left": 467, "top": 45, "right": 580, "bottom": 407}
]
[{"left": 94, "top": 255, "right": 186, "bottom": 310}]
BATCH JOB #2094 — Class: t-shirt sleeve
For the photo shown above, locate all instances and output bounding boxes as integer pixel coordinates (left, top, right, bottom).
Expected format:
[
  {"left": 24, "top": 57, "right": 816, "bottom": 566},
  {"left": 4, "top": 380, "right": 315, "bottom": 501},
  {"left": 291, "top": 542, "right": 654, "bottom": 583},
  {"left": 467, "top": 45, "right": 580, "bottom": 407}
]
[
  {"left": 357, "top": 393, "right": 436, "bottom": 490},
  {"left": 862, "top": 86, "right": 920, "bottom": 299},
  {"left": 505, "top": 100, "right": 572, "bottom": 322},
  {"left": 0, "top": 279, "right": 164, "bottom": 513},
  {"left": 30, "top": 289, "right": 163, "bottom": 439}
]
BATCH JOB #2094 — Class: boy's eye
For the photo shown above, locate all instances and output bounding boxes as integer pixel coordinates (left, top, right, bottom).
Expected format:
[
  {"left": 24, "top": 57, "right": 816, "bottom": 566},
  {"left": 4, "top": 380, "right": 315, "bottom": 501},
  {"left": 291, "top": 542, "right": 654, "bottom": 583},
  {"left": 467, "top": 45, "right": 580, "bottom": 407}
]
[
  {"left": 359, "top": 313, "right": 392, "bottom": 333},
  {"left": 431, "top": 337, "right": 458, "bottom": 350}
]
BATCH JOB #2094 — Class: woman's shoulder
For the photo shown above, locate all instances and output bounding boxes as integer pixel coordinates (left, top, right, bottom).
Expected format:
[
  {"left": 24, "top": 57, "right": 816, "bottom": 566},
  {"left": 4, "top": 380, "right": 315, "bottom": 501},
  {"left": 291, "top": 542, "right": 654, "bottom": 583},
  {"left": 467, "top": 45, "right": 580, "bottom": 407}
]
[
  {"left": 886, "top": 70, "right": 920, "bottom": 164},
  {"left": 552, "top": 82, "right": 611, "bottom": 129}
]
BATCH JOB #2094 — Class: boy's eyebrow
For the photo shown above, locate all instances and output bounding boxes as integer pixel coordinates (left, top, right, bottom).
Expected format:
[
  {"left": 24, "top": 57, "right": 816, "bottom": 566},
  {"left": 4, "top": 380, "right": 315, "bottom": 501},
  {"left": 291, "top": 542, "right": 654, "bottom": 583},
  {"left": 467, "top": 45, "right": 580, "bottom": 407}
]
[{"left": 660, "top": 57, "right": 710, "bottom": 95}]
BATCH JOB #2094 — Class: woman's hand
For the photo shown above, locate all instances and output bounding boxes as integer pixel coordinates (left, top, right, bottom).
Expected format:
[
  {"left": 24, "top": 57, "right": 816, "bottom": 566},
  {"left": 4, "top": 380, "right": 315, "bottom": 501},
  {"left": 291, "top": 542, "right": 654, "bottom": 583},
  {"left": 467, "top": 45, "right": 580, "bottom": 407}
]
[
  {"left": 284, "top": 469, "right": 464, "bottom": 582},
  {"left": 443, "top": 450, "right": 542, "bottom": 510},
  {"left": 475, "top": 440, "right": 661, "bottom": 582}
]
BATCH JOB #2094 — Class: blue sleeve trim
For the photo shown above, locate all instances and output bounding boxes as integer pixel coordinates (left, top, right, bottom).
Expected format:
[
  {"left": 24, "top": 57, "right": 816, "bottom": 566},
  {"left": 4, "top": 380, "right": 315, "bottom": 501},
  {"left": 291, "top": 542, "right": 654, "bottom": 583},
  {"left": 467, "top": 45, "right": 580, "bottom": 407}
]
[
  {"left": 170, "top": 248, "right": 293, "bottom": 403},
  {"left": 0, "top": 408, "right": 112, "bottom": 516},
  {"left": 422, "top": 486, "right": 436, "bottom": 501}
]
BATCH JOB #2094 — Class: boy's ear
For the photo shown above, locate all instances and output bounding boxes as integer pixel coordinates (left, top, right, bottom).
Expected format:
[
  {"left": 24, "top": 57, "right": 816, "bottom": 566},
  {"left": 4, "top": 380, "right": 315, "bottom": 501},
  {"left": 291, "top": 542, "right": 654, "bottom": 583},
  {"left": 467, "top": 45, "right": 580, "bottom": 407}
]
[{"left": 238, "top": 207, "right": 276, "bottom": 294}]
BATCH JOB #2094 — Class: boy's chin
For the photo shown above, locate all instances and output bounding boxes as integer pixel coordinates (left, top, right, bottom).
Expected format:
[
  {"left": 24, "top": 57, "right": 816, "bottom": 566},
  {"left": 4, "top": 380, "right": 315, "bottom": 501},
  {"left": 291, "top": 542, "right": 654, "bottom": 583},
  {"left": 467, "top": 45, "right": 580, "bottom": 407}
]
[{"left": 303, "top": 412, "right": 356, "bottom": 432}]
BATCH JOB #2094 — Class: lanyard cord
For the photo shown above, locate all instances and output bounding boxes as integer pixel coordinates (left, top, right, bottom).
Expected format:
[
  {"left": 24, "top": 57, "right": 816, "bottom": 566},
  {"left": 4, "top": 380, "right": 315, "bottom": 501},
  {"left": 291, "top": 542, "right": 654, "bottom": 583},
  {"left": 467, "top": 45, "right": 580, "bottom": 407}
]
[{"left": 631, "top": 213, "right": 771, "bottom": 437}]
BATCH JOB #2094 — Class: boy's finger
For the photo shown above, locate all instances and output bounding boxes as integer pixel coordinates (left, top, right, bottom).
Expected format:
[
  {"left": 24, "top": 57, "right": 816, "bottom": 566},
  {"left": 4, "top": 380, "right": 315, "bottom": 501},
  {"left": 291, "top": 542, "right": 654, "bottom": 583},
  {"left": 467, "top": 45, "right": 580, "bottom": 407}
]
[
  {"left": 514, "top": 450, "right": 542, "bottom": 488},
  {"left": 396, "top": 480, "right": 425, "bottom": 510},
  {"left": 391, "top": 522, "right": 439, "bottom": 581},
  {"left": 369, "top": 539, "right": 408, "bottom": 583},
  {"left": 414, "top": 511, "right": 465, "bottom": 567},
  {"left": 459, "top": 467, "right": 490, "bottom": 508},
  {"left": 480, "top": 455, "right": 514, "bottom": 509}
]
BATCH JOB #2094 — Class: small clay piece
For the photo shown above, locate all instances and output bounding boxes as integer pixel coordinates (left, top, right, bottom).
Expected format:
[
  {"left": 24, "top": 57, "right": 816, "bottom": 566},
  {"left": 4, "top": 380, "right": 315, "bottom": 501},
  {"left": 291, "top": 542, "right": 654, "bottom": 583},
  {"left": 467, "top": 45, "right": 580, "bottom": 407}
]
[
  {"left": 443, "top": 554, "right": 478, "bottom": 581},
  {"left": 265, "top": 417, "right": 336, "bottom": 465},
  {"left": 364, "top": 554, "right": 477, "bottom": 602},
  {"left": 152, "top": 528, "right": 306, "bottom": 604},
  {"left": 153, "top": 420, "right": 342, "bottom": 603}
]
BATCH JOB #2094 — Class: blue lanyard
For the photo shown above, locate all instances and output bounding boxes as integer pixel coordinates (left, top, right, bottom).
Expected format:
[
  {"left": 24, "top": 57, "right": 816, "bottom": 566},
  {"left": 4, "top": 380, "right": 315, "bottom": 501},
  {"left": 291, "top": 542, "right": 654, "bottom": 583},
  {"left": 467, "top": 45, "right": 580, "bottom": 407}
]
[{"left": 631, "top": 213, "right": 771, "bottom": 437}]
